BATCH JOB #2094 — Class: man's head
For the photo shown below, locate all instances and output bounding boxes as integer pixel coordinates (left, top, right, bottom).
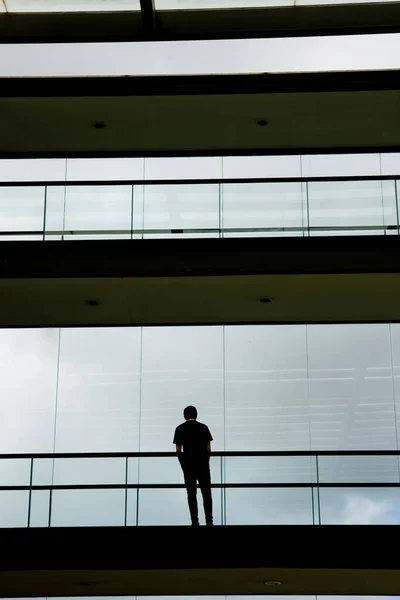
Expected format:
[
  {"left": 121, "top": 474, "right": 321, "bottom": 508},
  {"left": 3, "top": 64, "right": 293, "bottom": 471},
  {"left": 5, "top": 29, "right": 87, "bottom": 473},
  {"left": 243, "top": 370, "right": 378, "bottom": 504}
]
[{"left": 184, "top": 405, "right": 197, "bottom": 420}]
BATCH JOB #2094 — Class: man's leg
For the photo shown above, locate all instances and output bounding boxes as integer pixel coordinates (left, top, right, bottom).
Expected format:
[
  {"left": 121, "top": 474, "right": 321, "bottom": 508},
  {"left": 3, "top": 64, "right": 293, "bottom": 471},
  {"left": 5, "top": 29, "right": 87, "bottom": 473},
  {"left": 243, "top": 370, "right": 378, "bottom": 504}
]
[
  {"left": 183, "top": 468, "right": 199, "bottom": 525},
  {"left": 198, "top": 464, "right": 213, "bottom": 525}
]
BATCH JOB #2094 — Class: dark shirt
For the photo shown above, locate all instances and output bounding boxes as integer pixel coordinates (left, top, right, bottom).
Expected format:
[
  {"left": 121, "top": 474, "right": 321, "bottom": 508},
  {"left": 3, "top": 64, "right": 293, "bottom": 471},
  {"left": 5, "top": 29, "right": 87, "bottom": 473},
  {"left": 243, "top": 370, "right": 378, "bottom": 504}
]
[{"left": 173, "top": 420, "right": 213, "bottom": 462}]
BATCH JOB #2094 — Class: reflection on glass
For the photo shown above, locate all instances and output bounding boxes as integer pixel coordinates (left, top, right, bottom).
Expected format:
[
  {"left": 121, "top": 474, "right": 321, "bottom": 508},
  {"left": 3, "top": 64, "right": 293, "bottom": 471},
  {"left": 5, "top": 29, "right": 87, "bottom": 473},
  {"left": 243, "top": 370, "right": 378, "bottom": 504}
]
[
  {"left": 155, "top": 0, "right": 292, "bottom": 7},
  {"left": 144, "top": 157, "right": 221, "bottom": 180},
  {"left": 140, "top": 327, "right": 224, "bottom": 451},
  {"left": 319, "top": 488, "right": 400, "bottom": 524},
  {"left": 225, "top": 455, "right": 316, "bottom": 484},
  {"left": 226, "top": 488, "right": 313, "bottom": 524},
  {"left": 66, "top": 158, "right": 144, "bottom": 181},
  {"left": 222, "top": 182, "right": 306, "bottom": 237},
  {"left": 318, "top": 455, "right": 400, "bottom": 484},
  {"left": 52, "top": 458, "right": 126, "bottom": 486},
  {"left": 0, "top": 459, "right": 31, "bottom": 486},
  {"left": 0, "top": 186, "right": 44, "bottom": 235},
  {"left": 30, "top": 490, "right": 50, "bottom": 527},
  {"left": 307, "top": 324, "right": 397, "bottom": 450},
  {"left": 0, "top": 328, "right": 59, "bottom": 454},
  {"left": 308, "top": 180, "right": 397, "bottom": 236},
  {"left": 224, "top": 326, "right": 309, "bottom": 451},
  {"left": 5, "top": 0, "right": 140, "bottom": 12},
  {"left": 54, "top": 328, "right": 141, "bottom": 452},
  {"left": 301, "top": 153, "right": 381, "bottom": 177},
  {"left": 143, "top": 184, "right": 219, "bottom": 238},
  {"left": 61, "top": 185, "right": 132, "bottom": 240},
  {"left": 138, "top": 488, "right": 221, "bottom": 525},
  {"left": 0, "top": 492, "right": 29, "bottom": 527},
  {"left": 51, "top": 489, "right": 125, "bottom": 527},
  {"left": 222, "top": 155, "right": 301, "bottom": 179}
]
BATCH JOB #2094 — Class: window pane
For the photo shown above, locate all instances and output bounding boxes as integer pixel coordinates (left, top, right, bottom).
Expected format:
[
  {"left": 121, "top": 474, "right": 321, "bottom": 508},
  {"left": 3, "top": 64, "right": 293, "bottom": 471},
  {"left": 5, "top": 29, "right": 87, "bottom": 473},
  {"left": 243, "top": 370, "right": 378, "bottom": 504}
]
[
  {"left": 224, "top": 326, "right": 309, "bottom": 451},
  {"left": 59, "top": 185, "right": 132, "bottom": 240},
  {"left": 30, "top": 491, "right": 50, "bottom": 527},
  {"left": 307, "top": 324, "right": 397, "bottom": 450},
  {"left": 52, "top": 458, "right": 126, "bottom": 485},
  {"left": 222, "top": 155, "right": 301, "bottom": 179},
  {"left": 0, "top": 329, "right": 59, "bottom": 453},
  {"left": 308, "top": 180, "right": 397, "bottom": 236},
  {"left": 140, "top": 327, "right": 224, "bottom": 451},
  {"left": 156, "top": 0, "right": 292, "bottom": 7},
  {"left": 50, "top": 489, "right": 125, "bottom": 527},
  {"left": 66, "top": 158, "right": 144, "bottom": 181},
  {"left": 222, "top": 182, "right": 306, "bottom": 237},
  {"left": 0, "top": 459, "right": 31, "bottom": 486},
  {"left": 145, "top": 157, "right": 221, "bottom": 180},
  {"left": 54, "top": 328, "right": 141, "bottom": 452},
  {"left": 301, "top": 153, "right": 381, "bottom": 177},
  {"left": 0, "top": 159, "right": 66, "bottom": 182},
  {"left": 138, "top": 488, "right": 221, "bottom": 525},
  {"left": 319, "top": 488, "right": 400, "bottom": 524},
  {"left": 0, "top": 187, "right": 44, "bottom": 234},
  {"left": 226, "top": 488, "right": 313, "bottom": 524},
  {"left": 143, "top": 184, "right": 219, "bottom": 238},
  {"left": 225, "top": 455, "right": 317, "bottom": 484},
  {"left": 0, "top": 492, "right": 29, "bottom": 527},
  {"left": 318, "top": 455, "right": 400, "bottom": 483},
  {"left": 6, "top": 0, "right": 140, "bottom": 12}
]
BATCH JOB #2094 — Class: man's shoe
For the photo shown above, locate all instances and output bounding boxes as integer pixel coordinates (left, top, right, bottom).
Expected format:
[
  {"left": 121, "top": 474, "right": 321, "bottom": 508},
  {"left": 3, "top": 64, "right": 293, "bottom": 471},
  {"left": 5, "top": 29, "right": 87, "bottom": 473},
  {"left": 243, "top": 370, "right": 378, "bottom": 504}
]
[{"left": 192, "top": 520, "right": 200, "bottom": 526}]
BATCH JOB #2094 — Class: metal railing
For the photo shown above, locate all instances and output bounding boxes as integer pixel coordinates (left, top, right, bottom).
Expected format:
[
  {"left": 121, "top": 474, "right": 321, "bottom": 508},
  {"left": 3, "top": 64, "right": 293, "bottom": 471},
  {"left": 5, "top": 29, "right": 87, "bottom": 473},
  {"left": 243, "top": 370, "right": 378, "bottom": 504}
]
[
  {"left": 1, "top": 450, "right": 400, "bottom": 527},
  {"left": 0, "top": 175, "right": 398, "bottom": 240}
]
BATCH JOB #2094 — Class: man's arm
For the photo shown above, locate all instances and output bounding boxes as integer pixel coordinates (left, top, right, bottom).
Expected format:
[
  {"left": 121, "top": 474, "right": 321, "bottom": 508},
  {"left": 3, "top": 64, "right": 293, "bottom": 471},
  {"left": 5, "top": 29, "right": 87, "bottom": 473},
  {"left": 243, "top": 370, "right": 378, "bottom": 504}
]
[
  {"left": 176, "top": 443, "right": 184, "bottom": 469},
  {"left": 207, "top": 442, "right": 211, "bottom": 453}
]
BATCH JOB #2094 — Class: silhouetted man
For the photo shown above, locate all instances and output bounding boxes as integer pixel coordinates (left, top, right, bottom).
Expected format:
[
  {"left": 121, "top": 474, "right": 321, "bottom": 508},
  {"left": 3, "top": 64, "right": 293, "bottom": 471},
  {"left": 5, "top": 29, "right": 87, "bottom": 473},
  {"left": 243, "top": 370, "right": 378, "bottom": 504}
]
[{"left": 173, "top": 405, "right": 213, "bottom": 526}]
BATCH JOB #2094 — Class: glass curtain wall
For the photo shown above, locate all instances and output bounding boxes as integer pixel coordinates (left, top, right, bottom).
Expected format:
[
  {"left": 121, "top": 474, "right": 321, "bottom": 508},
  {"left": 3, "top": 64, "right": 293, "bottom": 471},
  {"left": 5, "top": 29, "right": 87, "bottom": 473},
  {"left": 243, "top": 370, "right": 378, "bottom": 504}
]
[
  {"left": 1, "top": 324, "right": 400, "bottom": 526},
  {"left": 1, "top": 154, "right": 400, "bottom": 240}
]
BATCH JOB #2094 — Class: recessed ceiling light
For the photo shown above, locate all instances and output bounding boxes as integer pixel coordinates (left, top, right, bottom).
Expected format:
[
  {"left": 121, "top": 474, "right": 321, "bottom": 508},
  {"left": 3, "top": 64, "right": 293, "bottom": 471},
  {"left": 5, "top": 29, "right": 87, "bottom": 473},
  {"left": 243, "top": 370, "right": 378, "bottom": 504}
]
[
  {"left": 92, "top": 121, "right": 106, "bottom": 129},
  {"left": 255, "top": 118, "right": 269, "bottom": 127},
  {"left": 264, "top": 581, "right": 282, "bottom": 586},
  {"left": 259, "top": 296, "right": 273, "bottom": 303},
  {"left": 87, "top": 300, "right": 100, "bottom": 307}
]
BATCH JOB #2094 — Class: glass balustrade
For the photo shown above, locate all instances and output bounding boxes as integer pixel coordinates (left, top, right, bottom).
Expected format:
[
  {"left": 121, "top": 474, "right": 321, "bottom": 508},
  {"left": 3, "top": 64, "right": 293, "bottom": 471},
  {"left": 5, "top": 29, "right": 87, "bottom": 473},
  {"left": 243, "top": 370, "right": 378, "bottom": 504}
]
[
  {"left": 1, "top": 452, "right": 399, "bottom": 527},
  {"left": 0, "top": 178, "right": 398, "bottom": 241}
]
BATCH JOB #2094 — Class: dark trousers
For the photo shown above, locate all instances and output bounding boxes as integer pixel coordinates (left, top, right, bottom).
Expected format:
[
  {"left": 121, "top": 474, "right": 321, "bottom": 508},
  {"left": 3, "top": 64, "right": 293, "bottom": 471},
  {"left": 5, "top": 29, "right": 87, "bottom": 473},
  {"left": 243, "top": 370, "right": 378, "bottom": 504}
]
[{"left": 183, "top": 461, "right": 213, "bottom": 525}]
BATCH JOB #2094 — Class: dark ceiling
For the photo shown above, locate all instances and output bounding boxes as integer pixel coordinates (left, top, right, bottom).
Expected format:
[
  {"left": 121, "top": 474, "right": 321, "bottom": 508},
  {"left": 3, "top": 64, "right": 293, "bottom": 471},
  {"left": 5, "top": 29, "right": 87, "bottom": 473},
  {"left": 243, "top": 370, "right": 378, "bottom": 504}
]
[{"left": 1, "top": 71, "right": 400, "bottom": 157}]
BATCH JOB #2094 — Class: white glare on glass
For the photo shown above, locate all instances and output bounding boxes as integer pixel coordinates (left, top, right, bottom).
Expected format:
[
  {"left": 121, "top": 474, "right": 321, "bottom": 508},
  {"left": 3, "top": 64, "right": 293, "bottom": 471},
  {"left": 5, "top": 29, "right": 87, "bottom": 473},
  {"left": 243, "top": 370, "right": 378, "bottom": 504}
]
[
  {"left": 224, "top": 325, "right": 309, "bottom": 451},
  {"left": 0, "top": 187, "right": 45, "bottom": 233},
  {"left": 0, "top": 159, "right": 66, "bottom": 182},
  {"left": 140, "top": 327, "right": 224, "bottom": 451},
  {"left": 66, "top": 158, "right": 144, "bottom": 181},
  {"left": 62, "top": 185, "right": 132, "bottom": 240},
  {"left": 301, "top": 153, "right": 381, "bottom": 177},
  {"left": 0, "top": 329, "right": 59, "bottom": 453},
  {"left": 381, "top": 153, "right": 400, "bottom": 175},
  {"left": 308, "top": 180, "right": 397, "bottom": 236},
  {"left": 145, "top": 157, "right": 221, "bottom": 180},
  {"left": 307, "top": 324, "right": 397, "bottom": 450},
  {"left": 143, "top": 184, "right": 219, "bottom": 238},
  {"left": 222, "top": 155, "right": 301, "bottom": 179},
  {"left": 226, "top": 488, "right": 313, "bottom": 525},
  {"left": 155, "top": 1, "right": 292, "bottom": 7},
  {"left": 5, "top": 0, "right": 140, "bottom": 12},
  {"left": 50, "top": 490, "right": 125, "bottom": 527},
  {"left": 54, "top": 328, "right": 141, "bottom": 452},
  {"left": 222, "top": 182, "right": 306, "bottom": 237}
]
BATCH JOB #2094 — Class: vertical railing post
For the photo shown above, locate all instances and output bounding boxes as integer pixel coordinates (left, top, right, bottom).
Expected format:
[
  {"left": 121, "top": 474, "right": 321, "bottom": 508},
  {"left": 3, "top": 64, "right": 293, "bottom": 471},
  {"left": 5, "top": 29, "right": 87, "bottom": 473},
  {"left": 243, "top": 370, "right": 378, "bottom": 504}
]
[
  {"left": 48, "top": 488, "right": 53, "bottom": 528},
  {"left": 315, "top": 454, "right": 322, "bottom": 526},
  {"left": 27, "top": 457, "right": 34, "bottom": 528},
  {"left": 124, "top": 456, "right": 128, "bottom": 527}
]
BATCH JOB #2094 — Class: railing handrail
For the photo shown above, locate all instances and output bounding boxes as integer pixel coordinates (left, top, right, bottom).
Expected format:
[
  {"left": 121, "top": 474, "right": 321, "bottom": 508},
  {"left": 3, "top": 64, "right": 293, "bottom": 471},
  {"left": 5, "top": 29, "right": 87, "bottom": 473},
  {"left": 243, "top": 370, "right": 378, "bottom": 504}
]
[
  {"left": 0, "top": 174, "right": 399, "bottom": 187},
  {"left": 1, "top": 449, "right": 399, "bottom": 459}
]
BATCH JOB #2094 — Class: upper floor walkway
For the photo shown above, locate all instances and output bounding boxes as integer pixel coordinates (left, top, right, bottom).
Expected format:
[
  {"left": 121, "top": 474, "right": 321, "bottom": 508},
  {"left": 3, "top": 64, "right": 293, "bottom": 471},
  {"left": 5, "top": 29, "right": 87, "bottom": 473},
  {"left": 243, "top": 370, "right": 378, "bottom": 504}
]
[{"left": 1, "top": 450, "right": 400, "bottom": 528}]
